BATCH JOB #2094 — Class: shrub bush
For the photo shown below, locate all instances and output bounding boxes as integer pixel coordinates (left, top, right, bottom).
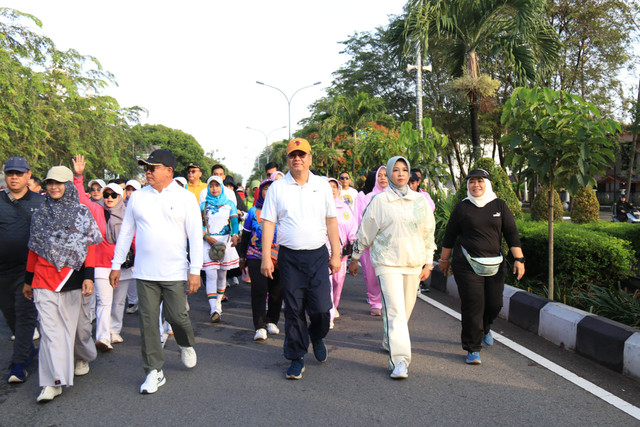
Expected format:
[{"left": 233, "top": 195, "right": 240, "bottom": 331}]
[
  {"left": 531, "top": 186, "right": 563, "bottom": 222},
  {"left": 582, "top": 221, "right": 640, "bottom": 255},
  {"left": 516, "top": 221, "right": 636, "bottom": 287},
  {"left": 571, "top": 186, "right": 600, "bottom": 224},
  {"left": 453, "top": 157, "right": 523, "bottom": 219}
]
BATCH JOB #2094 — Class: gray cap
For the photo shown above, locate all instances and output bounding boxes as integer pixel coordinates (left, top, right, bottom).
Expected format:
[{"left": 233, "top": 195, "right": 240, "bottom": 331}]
[{"left": 44, "top": 166, "right": 73, "bottom": 183}]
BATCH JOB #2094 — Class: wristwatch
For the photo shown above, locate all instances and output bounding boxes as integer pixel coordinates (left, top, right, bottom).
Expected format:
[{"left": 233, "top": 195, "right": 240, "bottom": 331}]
[{"left": 514, "top": 257, "right": 525, "bottom": 264}]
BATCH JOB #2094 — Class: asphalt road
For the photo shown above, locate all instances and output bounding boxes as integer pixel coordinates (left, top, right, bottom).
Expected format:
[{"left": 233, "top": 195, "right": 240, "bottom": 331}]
[{"left": 1, "top": 272, "right": 639, "bottom": 426}]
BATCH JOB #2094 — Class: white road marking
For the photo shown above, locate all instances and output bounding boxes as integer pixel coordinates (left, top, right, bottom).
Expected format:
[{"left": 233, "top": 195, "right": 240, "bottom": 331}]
[{"left": 418, "top": 293, "right": 640, "bottom": 421}]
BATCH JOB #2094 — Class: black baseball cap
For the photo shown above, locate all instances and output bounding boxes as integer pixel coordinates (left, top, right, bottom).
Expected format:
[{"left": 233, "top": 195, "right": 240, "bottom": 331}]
[
  {"left": 138, "top": 149, "right": 177, "bottom": 169},
  {"left": 187, "top": 162, "right": 202, "bottom": 171},
  {"left": 467, "top": 168, "right": 491, "bottom": 180},
  {"left": 4, "top": 157, "right": 31, "bottom": 173}
]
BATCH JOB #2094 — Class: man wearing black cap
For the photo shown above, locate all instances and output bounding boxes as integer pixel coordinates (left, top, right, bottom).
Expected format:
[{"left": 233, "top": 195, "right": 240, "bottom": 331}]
[
  {"left": 0, "top": 157, "right": 43, "bottom": 383},
  {"left": 109, "top": 149, "right": 203, "bottom": 394},
  {"left": 185, "top": 162, "right": 207, "bottom": 202}
]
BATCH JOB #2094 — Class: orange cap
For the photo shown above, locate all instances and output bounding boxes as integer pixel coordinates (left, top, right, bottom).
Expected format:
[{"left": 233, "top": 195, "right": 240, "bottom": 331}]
[{"left": 286, "top": 138, "right": 311, "bottom": 155}]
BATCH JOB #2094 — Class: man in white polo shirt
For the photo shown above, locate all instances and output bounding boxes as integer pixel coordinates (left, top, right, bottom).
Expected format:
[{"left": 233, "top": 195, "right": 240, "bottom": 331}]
[
  {"left": 261, "top": 138, "right": 341, "bottom": 380},
  {"left": 109, "top": 149, "right": 203, "bottom": 394}
]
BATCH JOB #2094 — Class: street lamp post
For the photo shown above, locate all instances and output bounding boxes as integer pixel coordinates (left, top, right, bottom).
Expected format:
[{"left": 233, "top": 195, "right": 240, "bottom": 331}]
[
  {"left": 256, "top": 81, "right": 321, "bottom": 139},
  {"left": 246, "top": 125, "right": 286, "bottom": 164}
]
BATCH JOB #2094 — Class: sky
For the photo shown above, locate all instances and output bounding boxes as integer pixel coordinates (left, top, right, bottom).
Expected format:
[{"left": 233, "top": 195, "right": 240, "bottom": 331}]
[{"left": 6, "top": 0, "right": 410, "bottom": 182}]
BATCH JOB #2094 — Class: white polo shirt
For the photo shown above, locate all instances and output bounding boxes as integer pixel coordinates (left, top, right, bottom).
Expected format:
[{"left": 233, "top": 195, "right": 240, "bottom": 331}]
[
  {"left": 261, "top": 171, "right": 337, "bottom": 250},
  {"left": 112, "top": 180, "right": 203, "bottom": 281}
]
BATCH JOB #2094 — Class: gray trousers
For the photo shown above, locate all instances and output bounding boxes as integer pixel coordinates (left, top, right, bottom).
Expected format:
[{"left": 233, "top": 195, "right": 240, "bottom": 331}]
[
  {"left": 0, "top": 272, "right": 38, "bottom": 365},
  {"left": 33, "top": 289, "right": 97, "bottom": 387},
  {"left": 136, "top": 280, "right": 195, "bottom": 373}
]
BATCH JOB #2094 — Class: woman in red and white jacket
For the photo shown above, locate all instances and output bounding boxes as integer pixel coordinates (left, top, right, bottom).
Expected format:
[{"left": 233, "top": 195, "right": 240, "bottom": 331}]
[
  {"left": 72, "top": 155, "right": 134, "bottom": 351},
  {"left": 23, "top": 166, "right": 103, "bottom": 403}
]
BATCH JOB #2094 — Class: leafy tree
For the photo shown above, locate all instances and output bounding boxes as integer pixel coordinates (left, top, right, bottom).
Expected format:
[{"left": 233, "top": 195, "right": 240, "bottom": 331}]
[
  {"left": 131, "top": 124, "right": 223, "bottom": 178},
  {"left": 501, "top": 86, "right": 620, "bottom": 299},
  {"left": 545, "top": 0, "right": 638, "bottom": 115},
  {"left": 398, "top": 0, "right": 561, "bottom": 160}
]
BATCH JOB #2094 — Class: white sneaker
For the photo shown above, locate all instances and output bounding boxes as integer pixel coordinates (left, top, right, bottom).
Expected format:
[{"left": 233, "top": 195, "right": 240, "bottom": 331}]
[
  {"left": 232, "top": 276, "right": 239, "bottom": 286},
  {"left": 390, "top": 361, "right": 408, "bottom": 379},
  {"left": 111, "top": 333, "right": 124, "bottom": 344},
  {"left": 33, "top": 328, "right": 40, "bottom": 340},
  {"left": 37, "top": 386, "right": 62, "bottom": 403},
  {"left": 140, "top": 369, "right": 166, "bottom": 394},
  {"left": 180, "top": 346, "right": 197, "bottom": 368},
  {"left": 329, "top": 321, "right": 334, "bottom": 330},
  {"left": 254, "top": 328, "right": 267, "bottom": 341},
  {"left": 95, "top": 338, "right": 113, "bottom": 352},
  {"left": 266, "top": 323, "right": 280, "bottom": 335},
  {"left": 74, "top": 360, "right": 90, "bottom": 376},
  {"left": 126, "top": 303, "right": 138, "bottom": 314}
]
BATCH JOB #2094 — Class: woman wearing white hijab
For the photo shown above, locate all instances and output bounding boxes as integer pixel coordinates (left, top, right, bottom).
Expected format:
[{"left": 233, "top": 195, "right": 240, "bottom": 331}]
[
  {"left": 439, "top": 168, "right": 525, "bottom": 365},
  {"left": 349, "top": 156, "right": 436, "bottom": 379}
]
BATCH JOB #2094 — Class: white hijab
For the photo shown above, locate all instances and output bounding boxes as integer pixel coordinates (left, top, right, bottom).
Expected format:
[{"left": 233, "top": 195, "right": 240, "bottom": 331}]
[{"left": 465, "top": 177, "right": 497, "bottom": 208}]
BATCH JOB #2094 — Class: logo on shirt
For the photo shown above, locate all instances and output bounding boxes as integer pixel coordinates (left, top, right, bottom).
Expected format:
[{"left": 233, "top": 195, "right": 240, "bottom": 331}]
[
  {"left": 343, "top": 212, "right": 350, "bottom": 220},
  {"left": 493, "top": 212, "right": 501, "bottom": 217}
]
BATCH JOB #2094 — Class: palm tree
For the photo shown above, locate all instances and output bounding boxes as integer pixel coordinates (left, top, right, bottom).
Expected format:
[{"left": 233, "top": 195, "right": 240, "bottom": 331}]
[
  {"left": 321, "top": 92, "right": 390, "bottom": 147},
  {"left": 399, "top": 0, "right": 560, "bottom": 160}
]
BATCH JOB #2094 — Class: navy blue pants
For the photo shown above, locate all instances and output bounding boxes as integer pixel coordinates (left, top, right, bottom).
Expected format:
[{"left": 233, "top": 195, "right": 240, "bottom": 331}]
[{"left": 278, "top": 245, "right": 332, "bottom": 360}]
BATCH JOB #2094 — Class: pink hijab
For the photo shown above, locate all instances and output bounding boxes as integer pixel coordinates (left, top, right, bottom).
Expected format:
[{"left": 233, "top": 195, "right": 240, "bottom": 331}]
[{"left": 354, "top": 166, "right": 387, "bottom": 226}]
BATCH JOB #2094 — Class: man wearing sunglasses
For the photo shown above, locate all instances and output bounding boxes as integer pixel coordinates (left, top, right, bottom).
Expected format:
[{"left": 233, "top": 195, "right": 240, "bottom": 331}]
[
  {"left": 185, "top": 162, "right": 207, "bottom": 202},
  {"left": 109, "top": 149, "right": 203, "bottom": 394},
  {"left": 260, "top": 138, "right": 341, "bottom": 380},
  {"left": 338, "top": 172, "right": 358, "bottom": 210},
  {"left": 0, "top": 157, "right": 43, "bottom": 384}
]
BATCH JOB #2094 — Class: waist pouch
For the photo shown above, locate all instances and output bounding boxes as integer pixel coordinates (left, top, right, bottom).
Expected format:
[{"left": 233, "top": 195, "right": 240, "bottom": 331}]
[
  {"left": 461, "top": 246, "right": 502, "bottom": 277},
  {"left": 209, "top": 241, "right": 228, "bottom": 261}
]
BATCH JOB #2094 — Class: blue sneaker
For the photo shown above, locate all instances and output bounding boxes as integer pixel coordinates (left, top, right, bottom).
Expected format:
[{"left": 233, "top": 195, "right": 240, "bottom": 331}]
[
  {"left": 286, "top": 358, "right": 305, "bottom": 380},
  {"left": 483, "top": 331, "right": 494, "bottom": 347},
  {"left": 8, "top": 363, "right": 28, "bottom": 383},
  {"left": 466, "top": 352, "right": 482, "bottom": 365},
  {"left": 312, "top": 339, "right": 327, "bottom": 363}
]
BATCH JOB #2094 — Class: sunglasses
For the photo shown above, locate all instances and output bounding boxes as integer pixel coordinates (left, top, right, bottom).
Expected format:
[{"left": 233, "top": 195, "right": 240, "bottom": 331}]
[
  {"left": 287, "top": 152, "right": 307, "bottom": 159},
  {"left": 339, "top": 176, "right": 349, "bottom": 180},
  {"left": 187, "top": 169, "right": 199, "bottom": 174},
  {"left": 103, "top": 192, "right": 119, "bottom": 199},
  {"left": 144, "top": 164, "right": 165, "bottom": 172},
  {"left": 90, "top": 187, "right": 102, "bottom": 192},
  {"left": 5, "top": 171, "right": 25, "bottom": 177}
]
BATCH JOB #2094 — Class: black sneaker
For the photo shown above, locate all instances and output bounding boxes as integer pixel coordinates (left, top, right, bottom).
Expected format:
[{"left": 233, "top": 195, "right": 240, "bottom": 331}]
[
  {"left": 286, "top": 358, "right": 305, "bottom": 380},
  {"left": 312, "top": 339, "right": 327, "bottom": 363}
]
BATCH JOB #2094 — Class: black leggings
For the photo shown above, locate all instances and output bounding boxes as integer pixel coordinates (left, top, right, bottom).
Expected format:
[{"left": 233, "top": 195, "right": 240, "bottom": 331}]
[{"left": 247, "top": 258, "right": 282, "bottom": 330}]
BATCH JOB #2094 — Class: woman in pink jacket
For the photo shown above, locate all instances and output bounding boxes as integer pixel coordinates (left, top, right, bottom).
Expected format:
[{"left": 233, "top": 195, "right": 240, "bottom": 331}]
[
  {"left": 353, "top": 166, "right": 388, "bottom": 316},
  {"left": 72, "top": 155, "right": 134, "bottom": 352},
  {"left": 327, "top": 178, "right": 357, "bottom": 328}
]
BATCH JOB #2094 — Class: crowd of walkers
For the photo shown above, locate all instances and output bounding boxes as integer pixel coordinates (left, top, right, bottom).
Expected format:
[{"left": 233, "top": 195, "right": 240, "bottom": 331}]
[{"left": 0, "top": 138, "right": 524, "bottom": 401}]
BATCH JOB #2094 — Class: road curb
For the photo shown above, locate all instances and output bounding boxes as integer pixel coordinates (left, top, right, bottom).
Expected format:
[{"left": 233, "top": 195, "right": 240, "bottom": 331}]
[{"left": 426, "top": 267, "right": 640, "bottom": 382}]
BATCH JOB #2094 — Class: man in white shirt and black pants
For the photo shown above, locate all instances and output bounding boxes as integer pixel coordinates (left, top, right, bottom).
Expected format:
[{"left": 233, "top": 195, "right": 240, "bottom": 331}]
[
  {"left": 110, "top": 149, "right": 203, "bottom": 394},
  {"left": 261, "top": 138, "right": 341, "bottom": 380}
]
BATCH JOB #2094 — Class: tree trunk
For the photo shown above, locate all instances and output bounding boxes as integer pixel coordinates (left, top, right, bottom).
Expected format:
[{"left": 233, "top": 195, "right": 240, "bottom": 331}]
[
  {"left": 625, "top": 76, "right": 640, "bottom": 197},
  {"left": 469, "top": 98, "right": 481, "bottom": 161},
  {"left": 547, "top": 170, "right": 555, "bottom": 301}
]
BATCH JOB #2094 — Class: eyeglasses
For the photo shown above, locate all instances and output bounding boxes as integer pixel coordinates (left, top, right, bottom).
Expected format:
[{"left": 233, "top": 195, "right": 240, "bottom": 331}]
[
  {"left": 103, "top": 192, "right": 119, "bottom": 199},
  {"left": 5, "top": 171, "right": 25, "bottom": 177},
  {"left": 339, "top": 176, "right": 349, "bottom": 180},
  {"left": 90, "top": 187, "right": 102, "bottom": 192},
  {"left": 287, "top": 152, "right": 307, "bottom": 159}
]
